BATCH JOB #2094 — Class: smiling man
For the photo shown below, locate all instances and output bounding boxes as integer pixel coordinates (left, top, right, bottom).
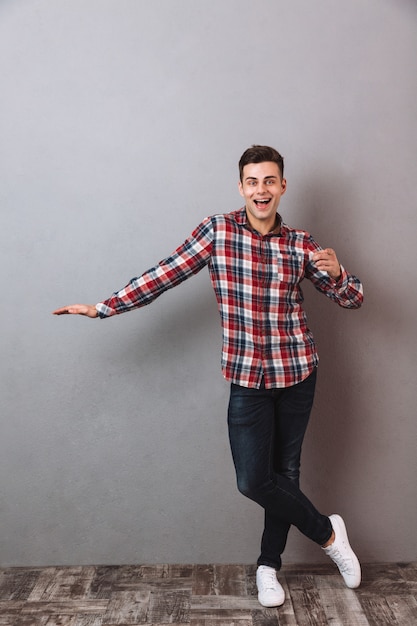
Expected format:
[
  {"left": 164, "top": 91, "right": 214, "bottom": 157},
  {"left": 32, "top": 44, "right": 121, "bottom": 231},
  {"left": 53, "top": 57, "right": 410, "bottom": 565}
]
[
  {"left": 54, "top": 145, "right": 363, "bottom": 608},
  {"left": 238, "top": 160, "right": 287, "bottom": 234}
]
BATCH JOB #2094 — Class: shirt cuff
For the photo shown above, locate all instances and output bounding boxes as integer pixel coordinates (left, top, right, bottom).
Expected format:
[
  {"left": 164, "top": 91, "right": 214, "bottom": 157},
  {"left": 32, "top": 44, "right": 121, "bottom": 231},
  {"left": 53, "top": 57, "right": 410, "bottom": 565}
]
[
  {"left": 95, "top": 302, "right": 114, "bottom": 318},
  {"left": 333, "top": 265, "right": 348, "bottom": 291}
]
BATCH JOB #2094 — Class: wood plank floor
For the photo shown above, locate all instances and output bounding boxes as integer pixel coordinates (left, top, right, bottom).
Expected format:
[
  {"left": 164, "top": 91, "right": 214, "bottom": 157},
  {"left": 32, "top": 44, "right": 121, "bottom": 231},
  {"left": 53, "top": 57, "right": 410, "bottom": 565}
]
[{"left": 0, "top": 562, "right": 416, "bottom": 625}]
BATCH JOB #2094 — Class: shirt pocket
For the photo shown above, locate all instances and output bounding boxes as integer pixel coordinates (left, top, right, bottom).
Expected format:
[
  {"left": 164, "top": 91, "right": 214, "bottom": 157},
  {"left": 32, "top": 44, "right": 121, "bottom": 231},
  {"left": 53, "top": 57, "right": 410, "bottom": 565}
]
[{"left": 275, "top": 251, "right": 305, "bottom": 284}]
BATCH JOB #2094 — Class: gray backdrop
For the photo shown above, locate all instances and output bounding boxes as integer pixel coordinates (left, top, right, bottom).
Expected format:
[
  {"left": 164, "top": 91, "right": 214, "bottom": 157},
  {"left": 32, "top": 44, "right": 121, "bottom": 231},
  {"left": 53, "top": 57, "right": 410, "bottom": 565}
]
[{"left": 1, "top": 0, "right": 416, "bottom": 567}]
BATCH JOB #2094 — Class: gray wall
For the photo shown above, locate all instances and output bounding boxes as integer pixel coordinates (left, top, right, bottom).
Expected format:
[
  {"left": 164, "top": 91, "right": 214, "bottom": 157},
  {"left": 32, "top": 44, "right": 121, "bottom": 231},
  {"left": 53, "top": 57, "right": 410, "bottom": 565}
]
[{"left": 1, "top": 0, "right": 416, "bottom": 567}]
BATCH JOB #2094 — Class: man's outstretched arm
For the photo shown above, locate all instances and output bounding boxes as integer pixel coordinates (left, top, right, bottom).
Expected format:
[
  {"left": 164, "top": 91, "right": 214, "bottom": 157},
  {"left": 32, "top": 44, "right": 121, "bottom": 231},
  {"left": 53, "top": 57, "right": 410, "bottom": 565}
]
[
  {"left": 53, "top": 216, "right": 214, "bottom": 320},
  {"left": 53, "top": 304, "right": 98, "bottom": 317}
]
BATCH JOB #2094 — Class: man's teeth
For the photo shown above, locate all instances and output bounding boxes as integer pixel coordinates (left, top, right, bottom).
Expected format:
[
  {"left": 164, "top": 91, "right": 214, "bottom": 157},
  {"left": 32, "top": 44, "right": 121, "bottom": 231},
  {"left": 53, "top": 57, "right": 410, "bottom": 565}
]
[{"left": 255, "top": 199, "right": 270, "bottom": 205}]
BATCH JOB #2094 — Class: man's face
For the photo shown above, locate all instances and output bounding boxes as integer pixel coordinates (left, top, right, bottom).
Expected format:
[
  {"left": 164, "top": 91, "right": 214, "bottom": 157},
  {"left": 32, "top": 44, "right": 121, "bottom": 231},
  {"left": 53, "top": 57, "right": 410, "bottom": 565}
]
[{"left": 238, "top": 161, "right": 287, "bottom": 232}]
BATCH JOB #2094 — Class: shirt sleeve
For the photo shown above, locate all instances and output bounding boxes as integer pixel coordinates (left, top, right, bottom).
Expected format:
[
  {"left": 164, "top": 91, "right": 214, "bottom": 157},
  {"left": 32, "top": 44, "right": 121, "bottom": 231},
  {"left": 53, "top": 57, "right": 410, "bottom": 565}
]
[
  {"left": 96, "top": 217, "right": 214, "bottom": 318},
  {"left": 304, "top": 238, "right": 364, "bottom": 309}
]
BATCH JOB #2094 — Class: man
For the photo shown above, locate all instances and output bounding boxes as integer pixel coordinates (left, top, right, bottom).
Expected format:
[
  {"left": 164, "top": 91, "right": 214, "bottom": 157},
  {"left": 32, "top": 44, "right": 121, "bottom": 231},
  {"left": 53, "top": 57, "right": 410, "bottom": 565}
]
[{"left": 54, "top": 145, "right": 363, "bottom": 608}]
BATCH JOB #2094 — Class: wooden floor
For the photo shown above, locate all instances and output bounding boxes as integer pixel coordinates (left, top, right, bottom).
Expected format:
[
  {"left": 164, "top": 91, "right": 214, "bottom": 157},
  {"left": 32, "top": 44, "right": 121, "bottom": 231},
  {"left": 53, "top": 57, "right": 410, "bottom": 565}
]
[{"left": 0, "top": 562, "right": 416, "bottom": 626}]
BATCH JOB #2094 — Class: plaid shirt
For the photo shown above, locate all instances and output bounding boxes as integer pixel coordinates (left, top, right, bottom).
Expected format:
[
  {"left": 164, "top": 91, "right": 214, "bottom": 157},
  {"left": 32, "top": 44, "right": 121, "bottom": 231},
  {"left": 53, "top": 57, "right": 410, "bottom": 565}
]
[{"left": 97, "top": 207, "right": 363, "bottom": 388}]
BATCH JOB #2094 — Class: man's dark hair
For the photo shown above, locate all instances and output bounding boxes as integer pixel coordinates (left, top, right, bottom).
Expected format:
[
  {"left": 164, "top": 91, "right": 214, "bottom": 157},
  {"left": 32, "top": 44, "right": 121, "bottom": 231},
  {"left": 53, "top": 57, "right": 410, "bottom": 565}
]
[{"left": 239, "top": 145, "right": 284, "bottom": 181}]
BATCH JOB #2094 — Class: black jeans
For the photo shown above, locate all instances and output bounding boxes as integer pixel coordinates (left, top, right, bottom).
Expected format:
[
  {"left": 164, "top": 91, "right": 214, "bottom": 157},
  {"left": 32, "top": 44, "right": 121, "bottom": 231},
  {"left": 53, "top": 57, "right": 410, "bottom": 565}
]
[{"left": 227, "top": 368, "right": 332, "bottom": 570}]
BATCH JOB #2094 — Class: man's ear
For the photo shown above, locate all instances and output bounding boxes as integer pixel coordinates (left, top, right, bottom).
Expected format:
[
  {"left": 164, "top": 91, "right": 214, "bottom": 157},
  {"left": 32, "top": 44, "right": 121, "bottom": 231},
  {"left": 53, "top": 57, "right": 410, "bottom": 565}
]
[
  {"left": 281, "top": 178, "right": 287, "bottom": 194},
  {"left": 238, "top": 180, "right": 244, "bottom": 197}
]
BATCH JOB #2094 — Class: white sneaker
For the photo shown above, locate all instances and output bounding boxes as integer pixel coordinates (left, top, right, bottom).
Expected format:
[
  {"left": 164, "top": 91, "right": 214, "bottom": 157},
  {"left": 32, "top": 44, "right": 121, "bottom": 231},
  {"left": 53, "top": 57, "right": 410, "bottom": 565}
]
[
  {"left": 323, "top": 514, "right": 361, "bottom": 588},
  {"left": 256, "top": 565, "right": 285, "bottom": 607}
]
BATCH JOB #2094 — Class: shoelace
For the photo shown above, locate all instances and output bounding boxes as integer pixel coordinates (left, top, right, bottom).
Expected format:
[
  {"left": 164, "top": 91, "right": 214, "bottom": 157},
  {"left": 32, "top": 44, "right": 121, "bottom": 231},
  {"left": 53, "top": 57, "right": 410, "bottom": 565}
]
[
  {"left": 329, "top": 546, "right": 353, "bottom": 574},
  {"left": 258, "top": 569, "right": 279, "bottom": 591}
]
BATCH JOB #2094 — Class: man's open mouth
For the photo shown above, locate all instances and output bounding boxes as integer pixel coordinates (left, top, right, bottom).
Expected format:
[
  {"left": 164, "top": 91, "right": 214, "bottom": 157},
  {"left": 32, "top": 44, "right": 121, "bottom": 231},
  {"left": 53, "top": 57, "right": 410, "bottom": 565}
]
[{"left": 254, "top": 199, "right": 271, "bottom": 207}]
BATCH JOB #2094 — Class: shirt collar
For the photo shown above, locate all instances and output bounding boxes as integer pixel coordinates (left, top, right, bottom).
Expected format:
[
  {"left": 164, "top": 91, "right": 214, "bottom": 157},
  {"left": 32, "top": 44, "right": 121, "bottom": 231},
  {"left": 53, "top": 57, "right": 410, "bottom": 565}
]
[{"left": 235, "top": 206, "right": 283, "bottom": 236}]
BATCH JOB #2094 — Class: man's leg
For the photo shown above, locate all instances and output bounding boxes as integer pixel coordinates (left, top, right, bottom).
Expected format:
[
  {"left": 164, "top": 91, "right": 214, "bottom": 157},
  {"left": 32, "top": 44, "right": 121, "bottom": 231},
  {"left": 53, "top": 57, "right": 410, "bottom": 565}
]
[{"left": 259, "top": 369, "right": 317, "bottom": 568}]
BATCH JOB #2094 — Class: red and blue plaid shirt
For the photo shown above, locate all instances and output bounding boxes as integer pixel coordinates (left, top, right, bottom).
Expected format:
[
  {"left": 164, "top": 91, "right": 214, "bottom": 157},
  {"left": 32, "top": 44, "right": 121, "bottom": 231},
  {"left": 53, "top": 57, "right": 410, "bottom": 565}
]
[{"left": 97, "top": 207, "right": 363, "bottom": 388}]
